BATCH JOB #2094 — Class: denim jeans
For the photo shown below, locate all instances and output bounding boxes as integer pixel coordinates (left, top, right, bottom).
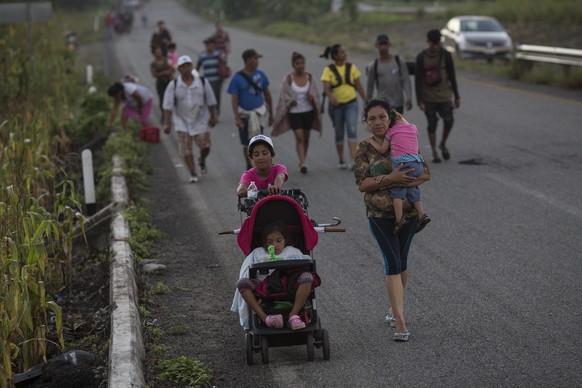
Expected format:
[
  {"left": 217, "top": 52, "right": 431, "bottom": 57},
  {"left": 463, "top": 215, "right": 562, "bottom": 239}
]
[{"left": 328, "top": 99, "right": 358, "bottom": 144}]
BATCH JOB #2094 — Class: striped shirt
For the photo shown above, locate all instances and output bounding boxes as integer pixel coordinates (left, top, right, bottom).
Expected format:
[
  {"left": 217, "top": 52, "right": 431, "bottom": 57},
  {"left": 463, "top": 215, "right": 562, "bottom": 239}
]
[{"left": 197, "top": 50, "right": 221, "bottom": 82}]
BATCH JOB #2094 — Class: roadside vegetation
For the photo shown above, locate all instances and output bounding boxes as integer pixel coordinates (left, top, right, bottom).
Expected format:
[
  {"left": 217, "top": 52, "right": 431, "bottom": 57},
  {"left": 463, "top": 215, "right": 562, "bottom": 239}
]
[
  {"left": 0, "top": 2, "right": 169, "bottom": 386},
  {"left": 0, "top": 6, "right": 100, "bottom": 384},
  {"left": 185, "top": 0, "right": 582, "bottom": 89}
]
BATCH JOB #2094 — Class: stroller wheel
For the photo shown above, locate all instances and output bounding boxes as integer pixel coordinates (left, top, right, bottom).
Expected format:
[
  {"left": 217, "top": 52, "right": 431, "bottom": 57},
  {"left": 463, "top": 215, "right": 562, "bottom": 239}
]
[
  {"left": 245, "top": 332, "right": 254, "bottom": 365},
  {"left": 306, "top": 331, "right": 315, "bottom": 361},
  {"left": 260, "top": 335, "right": 269, "bottom": 364},
  {"left": 321, "top": 328, "right": 330, "bottom": 360}
]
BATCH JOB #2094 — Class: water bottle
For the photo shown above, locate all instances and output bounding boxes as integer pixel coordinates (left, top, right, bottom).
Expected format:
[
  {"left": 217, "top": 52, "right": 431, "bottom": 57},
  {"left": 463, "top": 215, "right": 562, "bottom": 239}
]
[{"left": 247, "top": 181, "right": 258, "bottom": 199}]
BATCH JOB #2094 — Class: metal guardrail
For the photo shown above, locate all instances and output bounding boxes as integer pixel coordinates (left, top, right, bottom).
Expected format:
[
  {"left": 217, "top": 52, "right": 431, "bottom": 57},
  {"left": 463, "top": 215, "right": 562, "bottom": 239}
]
[{"left": 515, "top": 44, "right": 582, "bottom": 74}]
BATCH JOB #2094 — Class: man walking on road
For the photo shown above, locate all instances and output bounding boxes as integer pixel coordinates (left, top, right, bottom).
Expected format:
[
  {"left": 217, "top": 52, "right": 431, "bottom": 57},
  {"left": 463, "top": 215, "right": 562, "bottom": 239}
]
[
  {"left": 366, "top": 34, "right": 412, "bottom": 114},
  {"left": 150, "top": 20, "right": 172, "bottom": 57},
  {"left": 197, "top": 37, "right": 224, "bottom": 116},
  {"left": 163, "top": 55, "right": 218, "bottom": 183},
  {"left": 415, "top": 29, "right": 460, "bottom": 163},
  {"left": 227, "top": 49, "right": 274, "bottom": 169}
]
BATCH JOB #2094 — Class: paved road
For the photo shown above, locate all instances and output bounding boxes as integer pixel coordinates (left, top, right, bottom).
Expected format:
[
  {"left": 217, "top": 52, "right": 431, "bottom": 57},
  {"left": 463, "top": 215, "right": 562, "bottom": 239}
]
[{"left": 110, "top": 0, "right": 582, "bottom": 386}]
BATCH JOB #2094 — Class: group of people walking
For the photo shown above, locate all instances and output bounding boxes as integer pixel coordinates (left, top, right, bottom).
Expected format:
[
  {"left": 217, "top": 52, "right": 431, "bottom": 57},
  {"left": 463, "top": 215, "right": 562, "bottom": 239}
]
[
  {"left": 228, "top": 27, "right": 460, "bottom": 343},
  {"left": 108, "top": 20, "right": 231, "bottom": 182},
  {"left": 106, "top": 24, "right": 462, "bottom": 342}
]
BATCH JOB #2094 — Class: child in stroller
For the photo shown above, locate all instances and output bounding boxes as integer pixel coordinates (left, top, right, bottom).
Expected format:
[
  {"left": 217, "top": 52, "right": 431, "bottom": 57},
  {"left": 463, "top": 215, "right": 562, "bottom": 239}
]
[{"left": 232, "top": 220, "right": 321, "bottom": 330}]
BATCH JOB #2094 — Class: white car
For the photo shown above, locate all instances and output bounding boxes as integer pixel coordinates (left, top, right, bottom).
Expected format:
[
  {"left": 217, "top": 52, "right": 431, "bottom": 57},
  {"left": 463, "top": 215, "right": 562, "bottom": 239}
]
[{"left": 440, "top": 16, "right": 513, "bottom": 61}]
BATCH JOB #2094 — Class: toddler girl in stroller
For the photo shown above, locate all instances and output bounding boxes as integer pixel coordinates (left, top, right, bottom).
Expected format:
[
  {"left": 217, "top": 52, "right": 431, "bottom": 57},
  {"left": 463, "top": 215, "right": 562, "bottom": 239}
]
[{"left": 232, "top": 220, "right": 321, "bottom": 330}]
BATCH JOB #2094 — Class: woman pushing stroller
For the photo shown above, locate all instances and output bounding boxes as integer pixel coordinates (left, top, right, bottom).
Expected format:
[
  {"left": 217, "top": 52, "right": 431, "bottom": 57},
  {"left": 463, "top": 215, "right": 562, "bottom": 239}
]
[{"left": 232, "top": 134, "right": 320, "bottom": 329}]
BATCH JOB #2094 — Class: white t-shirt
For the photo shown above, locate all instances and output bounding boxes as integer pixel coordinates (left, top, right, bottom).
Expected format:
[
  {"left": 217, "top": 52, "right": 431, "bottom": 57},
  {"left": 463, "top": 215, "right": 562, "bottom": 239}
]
[
  {"left": 162, "top": 73, "right": 217, "bottom": 136},
  {"left": 123, "top": 82, "right": 153, "bottom": 107},
  {"left": 289, "top": 80, "right": 312, "bottom": 114}
]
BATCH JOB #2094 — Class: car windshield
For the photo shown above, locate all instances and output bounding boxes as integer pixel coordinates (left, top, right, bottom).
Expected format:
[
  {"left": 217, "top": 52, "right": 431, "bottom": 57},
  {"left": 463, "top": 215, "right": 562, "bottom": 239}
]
[{"left": 460, "top": 19, "right": 504, "bottom": 32}]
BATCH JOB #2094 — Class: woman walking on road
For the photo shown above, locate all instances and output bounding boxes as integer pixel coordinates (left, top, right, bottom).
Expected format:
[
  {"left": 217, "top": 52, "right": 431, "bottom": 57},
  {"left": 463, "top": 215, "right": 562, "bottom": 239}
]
[
  {"left": 150, "top": 45, "right": 174, "bottom": 123},
  {"left": 354, "top": 99, "right": 431, "bottom": 342},
  {"left": 320, "top": 43, "right": 367, "bottom": 170},
  {"left": 272, "top": 52, "right": 322, "bottom": 174}
]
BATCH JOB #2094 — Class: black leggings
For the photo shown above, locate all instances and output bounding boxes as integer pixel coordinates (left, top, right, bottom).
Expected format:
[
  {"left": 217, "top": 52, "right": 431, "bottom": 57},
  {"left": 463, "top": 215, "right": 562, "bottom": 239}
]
[{"left": 156, "top": 80, "right": 170, "bottom": 112}]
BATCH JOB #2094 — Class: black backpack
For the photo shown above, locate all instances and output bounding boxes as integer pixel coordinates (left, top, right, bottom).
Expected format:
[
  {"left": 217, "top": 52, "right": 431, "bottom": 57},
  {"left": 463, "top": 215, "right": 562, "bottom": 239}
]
[
  {"left": 372, "top": 56, "right": 402, "bottom": 90},
  {"left": 321, "top": 62, "right": 355, "bottom": 113}
]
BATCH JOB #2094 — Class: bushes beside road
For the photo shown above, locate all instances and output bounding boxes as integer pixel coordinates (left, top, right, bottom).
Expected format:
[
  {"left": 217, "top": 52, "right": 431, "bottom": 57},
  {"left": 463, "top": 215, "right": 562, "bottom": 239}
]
[{"left": 0, "top": 8, "right": 114, "bottom": 385}]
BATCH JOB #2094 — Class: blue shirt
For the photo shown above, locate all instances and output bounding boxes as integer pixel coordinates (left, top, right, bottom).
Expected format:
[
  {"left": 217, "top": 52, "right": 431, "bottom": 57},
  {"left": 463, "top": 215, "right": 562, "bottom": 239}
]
[
  {"left": 227, "top": 69, "right": 270, "bottom": 110},
  {"left": 197, "top": 50, "right": 221, "bottom": 82}
]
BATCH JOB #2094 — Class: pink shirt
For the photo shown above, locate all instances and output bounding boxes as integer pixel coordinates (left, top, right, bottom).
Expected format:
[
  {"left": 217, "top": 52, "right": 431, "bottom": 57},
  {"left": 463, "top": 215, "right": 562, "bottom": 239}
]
[
  {"left": 168, "top": 51, "right": 178, "bottom": 68},
  {"left": 387, "top": 122, "right": 419, "bottom": 157},
  {"left": 239, "top": 164, "right": 288, "bottom": 189}
]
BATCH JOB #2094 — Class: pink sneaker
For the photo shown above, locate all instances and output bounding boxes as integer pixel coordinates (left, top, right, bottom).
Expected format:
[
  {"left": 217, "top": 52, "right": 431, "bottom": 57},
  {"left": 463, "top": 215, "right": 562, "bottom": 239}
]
[
  {"left": 288, "top": 315, "right": 306, "bottom": 330},
  {"left": 264, "top": 314, "right": 283, "bottom": 328}
]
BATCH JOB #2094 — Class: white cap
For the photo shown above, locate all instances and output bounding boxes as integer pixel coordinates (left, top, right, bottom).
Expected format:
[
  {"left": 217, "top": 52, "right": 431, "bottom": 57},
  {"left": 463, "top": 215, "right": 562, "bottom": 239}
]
[
  {"left": 177, "top": 55, "right": 193, "bottom": 67},
  {"left": 248, "top": 134, "right": 274, "bottom": 151}
]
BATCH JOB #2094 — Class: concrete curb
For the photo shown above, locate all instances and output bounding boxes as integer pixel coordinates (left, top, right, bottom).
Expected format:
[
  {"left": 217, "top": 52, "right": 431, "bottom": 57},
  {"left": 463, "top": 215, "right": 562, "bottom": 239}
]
[{"left": 108, "top": 155, "right": 145, "bottom": 387}]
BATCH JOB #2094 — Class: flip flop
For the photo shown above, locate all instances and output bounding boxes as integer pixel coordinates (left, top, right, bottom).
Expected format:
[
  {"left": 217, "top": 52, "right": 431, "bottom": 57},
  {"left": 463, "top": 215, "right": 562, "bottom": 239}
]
[
  {"left": 415, "top": 214, "right": 431, "bottom": 233},
  {"left": 385, "top": 313, "right": 396, "bottom": 328},
  {"left": 393, "top": 218, "right": 408, "bottom": 235},
  {"left": 393, "top": 332, "right": 410, "bottom": 342}
]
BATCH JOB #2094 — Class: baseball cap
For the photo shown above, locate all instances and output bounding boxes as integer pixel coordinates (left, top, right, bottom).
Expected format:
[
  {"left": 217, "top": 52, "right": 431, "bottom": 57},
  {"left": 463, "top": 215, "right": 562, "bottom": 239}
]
[
  {"left": 376, "top": 34, "right": 390, "bottom": 44},
  {"left": 203, "top": 37, "right": 215, "bottom": 44},
  {"left": 177, "top": 55, "right": 193, "bottom": 67},
  {"left": 248, "top": 134, "right": 274, "bottom": 152},
  {"left": 242, "top": 49, "right": 263, "bottom": 61}
]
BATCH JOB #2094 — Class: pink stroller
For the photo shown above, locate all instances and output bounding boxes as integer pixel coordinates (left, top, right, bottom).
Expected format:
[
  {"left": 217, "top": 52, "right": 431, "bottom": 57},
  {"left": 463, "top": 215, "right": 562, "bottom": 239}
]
[{"left": 223, "top": 189, "right": 344, "bottom": 364}]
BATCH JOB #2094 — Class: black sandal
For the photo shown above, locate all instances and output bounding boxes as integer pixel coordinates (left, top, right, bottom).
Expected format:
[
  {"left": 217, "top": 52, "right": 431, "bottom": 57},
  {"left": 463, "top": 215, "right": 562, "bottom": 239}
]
[
  {"left": 393, "top": 218, "right": 408, "bottom": 235},
  {"left": 415, "top": 214, "right": 431, "bottom": 233},
  {"left": 439, "top": 143, "right": 450, "bottom": 160}
]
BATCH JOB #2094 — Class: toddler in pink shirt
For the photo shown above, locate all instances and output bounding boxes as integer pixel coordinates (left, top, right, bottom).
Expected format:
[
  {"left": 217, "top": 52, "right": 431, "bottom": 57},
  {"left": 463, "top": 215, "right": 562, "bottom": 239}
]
[{"left": 369, "top": 114, "right": 431, "bottom": 234}]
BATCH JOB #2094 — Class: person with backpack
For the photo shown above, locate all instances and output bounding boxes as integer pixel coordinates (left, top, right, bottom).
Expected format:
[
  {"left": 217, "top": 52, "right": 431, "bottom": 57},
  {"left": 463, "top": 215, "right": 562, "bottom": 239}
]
[
  {"left": 366, "top": 34, "right": 412, "bottom": 114},
  {"left": 320, "top": 44, "right": 367, "bottom": 170},
  {"left": 227, "top": 49, "right": 274, "bottom": 169},
  {"left": 415, "top": 29, "right": 461, "bottom": 164},
  {"left": 162, "top": 55, "right": 218, "bottom": 183}
]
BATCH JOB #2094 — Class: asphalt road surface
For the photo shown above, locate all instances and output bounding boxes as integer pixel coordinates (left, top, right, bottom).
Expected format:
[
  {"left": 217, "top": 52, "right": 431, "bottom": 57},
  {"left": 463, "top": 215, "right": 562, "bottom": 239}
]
[{"left": 108, "top": 0, "right": 582, "bottom": 386}]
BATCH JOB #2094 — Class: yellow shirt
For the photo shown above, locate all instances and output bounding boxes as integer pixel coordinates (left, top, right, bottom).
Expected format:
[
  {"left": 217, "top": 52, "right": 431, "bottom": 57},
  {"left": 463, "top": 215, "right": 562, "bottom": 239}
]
[{"left": 321, "top": 63, "right": 361, "bottom": 104}]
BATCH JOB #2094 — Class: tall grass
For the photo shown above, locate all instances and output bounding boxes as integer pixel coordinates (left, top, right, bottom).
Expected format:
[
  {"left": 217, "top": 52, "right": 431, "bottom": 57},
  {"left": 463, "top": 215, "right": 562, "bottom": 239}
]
[{"left": 0, "top": 9, "right": 97, "bottom": 385}]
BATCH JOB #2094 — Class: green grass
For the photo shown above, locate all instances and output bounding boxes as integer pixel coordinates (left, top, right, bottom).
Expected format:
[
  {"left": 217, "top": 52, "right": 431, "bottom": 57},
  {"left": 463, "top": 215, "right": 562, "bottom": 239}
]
[{"left": 157, "top": 357, "right": 212, "bottom": 388}]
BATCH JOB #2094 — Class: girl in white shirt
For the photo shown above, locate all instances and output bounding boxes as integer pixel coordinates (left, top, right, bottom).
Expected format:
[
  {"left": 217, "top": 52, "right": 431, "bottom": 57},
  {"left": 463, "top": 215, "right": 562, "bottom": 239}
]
[{"left": 231, "top": 220, "right": 320, "bottom": 330}]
